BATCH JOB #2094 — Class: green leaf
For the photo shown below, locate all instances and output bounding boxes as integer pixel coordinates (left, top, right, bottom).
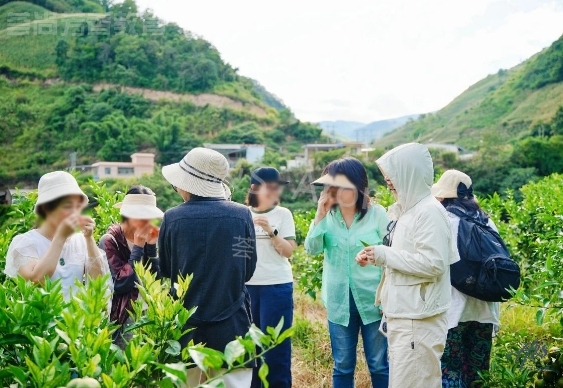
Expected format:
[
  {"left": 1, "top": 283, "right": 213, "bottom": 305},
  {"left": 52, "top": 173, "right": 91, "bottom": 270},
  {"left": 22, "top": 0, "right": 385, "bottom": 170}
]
[
  {"left": 248, "top": 324, "right": 266, "bottom": 347},
  {"left": 360, "top": 240, "right": 371, "bottom": 247},
  {"left": 536, "top": 308, "right": 546, "bottom": 325},
  {"left": 155, "top": 362, "right": 188, "bottom": 384},
  {"left": 0, "top": 333, "right": 30, "bottom": 346},
  {"left": 165, "top": 340, "right": 182, "bottom": 356},
  {"left": 224, "top": 340, "right": 246, "bottom": 365},
  {"left": 122, "top": 317, "right": 156, "bottom": 333},
  {"left": 258, "top": 362, "right": 269, "bottom": 388}
]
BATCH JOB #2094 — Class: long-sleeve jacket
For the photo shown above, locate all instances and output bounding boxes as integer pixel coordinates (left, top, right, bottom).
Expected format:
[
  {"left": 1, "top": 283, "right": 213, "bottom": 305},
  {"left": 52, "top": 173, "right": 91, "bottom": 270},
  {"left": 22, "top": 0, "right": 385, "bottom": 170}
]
[
  {"left": 373, "top": 143, "right": 459, "bottom": 319},
  {"left": 158, "top": 196, "right": 257, "bottom": 346},
  {"left": 99, "top": 224, "right": 160, "bottom": 324}
]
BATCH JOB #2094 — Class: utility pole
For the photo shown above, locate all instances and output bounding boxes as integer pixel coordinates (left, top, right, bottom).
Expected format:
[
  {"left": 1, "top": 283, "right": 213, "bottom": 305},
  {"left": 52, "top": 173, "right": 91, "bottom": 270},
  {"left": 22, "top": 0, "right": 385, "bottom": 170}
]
[{"left": 70, "top": 152, "right": 77, "bottom": 170}]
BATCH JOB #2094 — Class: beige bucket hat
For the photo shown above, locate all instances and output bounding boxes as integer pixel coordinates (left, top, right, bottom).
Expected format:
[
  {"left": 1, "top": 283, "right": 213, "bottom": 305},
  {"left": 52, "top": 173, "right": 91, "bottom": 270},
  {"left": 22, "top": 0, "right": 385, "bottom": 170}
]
[
  {"left": 431, "top": 169, "right": 472, "bottom": 199},
  {"left": 34, "top": 171, "right": 88, "bottom": 214},
  {"left": 114, "top": 194, "right": 164, "bottom": 219},
  {"left": 162, "top": 147, "right": 231, "bottom": 199},
  {"left": 311, "top": 173, "right": 356, "bottom": 189}
]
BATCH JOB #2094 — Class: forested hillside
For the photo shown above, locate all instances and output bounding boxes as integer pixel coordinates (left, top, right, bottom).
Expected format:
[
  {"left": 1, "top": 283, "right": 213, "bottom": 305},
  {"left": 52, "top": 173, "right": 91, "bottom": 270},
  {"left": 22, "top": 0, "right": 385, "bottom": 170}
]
[
  {"left": 0, "top": 0, "right": 323, "bottom": 185},
  {"left": 380, "top": 33, "right": 563, "bottom": 149},
  {"left": 377, "top": 32, "right": 563, "bottom": 196}
]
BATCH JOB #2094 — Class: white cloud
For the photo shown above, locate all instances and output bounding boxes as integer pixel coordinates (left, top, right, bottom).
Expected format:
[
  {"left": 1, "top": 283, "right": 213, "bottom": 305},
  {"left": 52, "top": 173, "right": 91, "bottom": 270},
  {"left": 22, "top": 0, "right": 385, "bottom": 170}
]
[{"left": 135, "top": 0, "right": 563, "bottom": 122}]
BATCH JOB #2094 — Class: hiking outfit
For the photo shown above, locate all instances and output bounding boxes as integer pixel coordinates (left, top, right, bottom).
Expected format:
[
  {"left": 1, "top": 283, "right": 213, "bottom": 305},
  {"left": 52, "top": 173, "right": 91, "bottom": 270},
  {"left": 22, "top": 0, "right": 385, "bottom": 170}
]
[
  {"left": 432, "top": 170, "right": 500, "bottom": 388},
  {"left": 371, "top": 143, "right": 459, "bottom": 388},
  {"left": 160, "top": 148, "right": 257, "bottom": 388},
  {"left": 305, "top": 204, "right": 390, "bottom": 388}
]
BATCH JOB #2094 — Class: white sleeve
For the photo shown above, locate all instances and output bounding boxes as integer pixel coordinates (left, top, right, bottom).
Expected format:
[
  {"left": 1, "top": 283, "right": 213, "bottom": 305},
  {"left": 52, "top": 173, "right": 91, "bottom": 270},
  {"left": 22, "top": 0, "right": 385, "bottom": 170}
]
[
  {"left": 279, "top": 209, "right": 296, "bottom": 240},
  {"left": 4, "top": 236, "right": 39, "bottom": 278}
]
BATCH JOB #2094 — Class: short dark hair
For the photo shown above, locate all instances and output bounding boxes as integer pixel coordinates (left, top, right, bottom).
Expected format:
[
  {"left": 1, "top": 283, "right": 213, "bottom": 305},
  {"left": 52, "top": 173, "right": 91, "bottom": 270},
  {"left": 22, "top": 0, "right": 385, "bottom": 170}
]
[
  {"left": 36, "top": 196, "right": 67, "bottom": 219},
  {"left": 245, "top": 184, "right": 259, "bottom": 208},
  {"left": 322, "top": 157, "right": 370, "bottom": 220},
  {"left": 121, "top": 185, "right": 155, "bottom": 222}
]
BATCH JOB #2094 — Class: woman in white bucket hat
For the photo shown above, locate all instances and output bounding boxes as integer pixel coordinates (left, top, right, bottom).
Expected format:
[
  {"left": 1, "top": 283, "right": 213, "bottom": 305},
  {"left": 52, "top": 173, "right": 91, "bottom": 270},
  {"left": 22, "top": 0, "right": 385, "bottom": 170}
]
[
  {"left": 159, "top": 148, "right": 257, "bottom": 388},
  {"left": 4, "top": 171, "right": 111, "bottom": 300},
  {"left": 99, "top": 185, "right": 163, "bottom": 347}
]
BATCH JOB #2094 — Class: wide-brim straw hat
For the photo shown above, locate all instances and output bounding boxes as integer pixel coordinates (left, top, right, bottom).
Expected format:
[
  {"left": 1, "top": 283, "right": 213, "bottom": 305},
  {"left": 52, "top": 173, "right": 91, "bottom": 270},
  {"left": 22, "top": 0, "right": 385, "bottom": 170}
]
[
  {"left": 162, "top": 147, "right": 231, "bottom": 199},
  {"left": 311, "top": 173, "right": 356, "bottom": 189},
  {"left": 431, "top": 169, "right": 472, "bottom": 199},
  {"left": 114, "top": 194, "right": 164, "bottom": 219},
  {"left": 34, "top": 171, "right": 88, "bottom": 214}
]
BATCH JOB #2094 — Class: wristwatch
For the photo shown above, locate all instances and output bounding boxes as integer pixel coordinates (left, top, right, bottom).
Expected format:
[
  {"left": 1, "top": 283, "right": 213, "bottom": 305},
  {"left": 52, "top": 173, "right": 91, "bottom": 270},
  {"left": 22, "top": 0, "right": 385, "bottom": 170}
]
[{"left": 268, "top": 229, "right": 279, "bottom": 238}]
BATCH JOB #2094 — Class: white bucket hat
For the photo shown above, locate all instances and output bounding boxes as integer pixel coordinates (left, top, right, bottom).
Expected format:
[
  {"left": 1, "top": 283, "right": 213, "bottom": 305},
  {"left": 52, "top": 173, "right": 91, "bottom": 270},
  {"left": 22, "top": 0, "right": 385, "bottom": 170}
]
[
  {"left": 34, "top": 171, "right": 88, "bottom": 214},
  {"left": 162, "top": 147, "right": 231, "bottom": 199},
  {"left": 431, "top": 169, "right": 472, "bottom": 199},
  {"left": 114, "top": 194, "right": 164, "bottom": 219}
]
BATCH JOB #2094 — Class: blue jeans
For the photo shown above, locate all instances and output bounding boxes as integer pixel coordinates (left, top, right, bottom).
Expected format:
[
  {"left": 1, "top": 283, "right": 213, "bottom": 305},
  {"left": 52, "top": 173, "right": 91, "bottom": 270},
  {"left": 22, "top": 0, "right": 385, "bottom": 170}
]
[
  {"left": 247, "top": 283, "right": 293, "bottom": 388},
  {"left": 328, "top": 293, "right": 389, "bottom": 388}
]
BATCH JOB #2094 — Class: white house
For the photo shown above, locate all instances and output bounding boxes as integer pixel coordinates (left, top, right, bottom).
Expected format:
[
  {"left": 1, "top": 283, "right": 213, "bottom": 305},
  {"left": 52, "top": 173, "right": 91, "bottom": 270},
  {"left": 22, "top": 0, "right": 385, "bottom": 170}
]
[
  {"left": 90, "top": 153, "right": 155, "bottom": 179},
  {"left": 203, "top": 143, "right": 266, "bottom": 168}
]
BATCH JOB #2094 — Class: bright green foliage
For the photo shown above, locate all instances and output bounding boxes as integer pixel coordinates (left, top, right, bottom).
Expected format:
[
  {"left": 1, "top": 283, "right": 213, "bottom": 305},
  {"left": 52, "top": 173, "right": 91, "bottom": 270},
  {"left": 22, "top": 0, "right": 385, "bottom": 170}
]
[{"left": 0, "top": 183, "right": 292, "bottom": 387}]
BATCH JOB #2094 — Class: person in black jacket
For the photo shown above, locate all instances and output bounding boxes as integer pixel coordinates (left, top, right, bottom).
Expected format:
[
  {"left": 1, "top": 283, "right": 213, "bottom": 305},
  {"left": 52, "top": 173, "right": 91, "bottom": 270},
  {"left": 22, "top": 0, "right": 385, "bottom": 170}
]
[
  {"left": 160, "top": 147, "right": 257, "bottom": 388},
  {"left": 99, "top": 185, "right": 163, "bottom": 348}
]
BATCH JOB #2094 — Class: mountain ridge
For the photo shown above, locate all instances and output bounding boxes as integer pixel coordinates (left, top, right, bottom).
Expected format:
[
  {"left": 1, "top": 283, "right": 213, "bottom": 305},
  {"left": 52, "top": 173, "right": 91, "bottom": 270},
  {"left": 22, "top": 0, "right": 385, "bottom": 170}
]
[{"left": 378, "top": 34, "right": 563, "bottom": 149}]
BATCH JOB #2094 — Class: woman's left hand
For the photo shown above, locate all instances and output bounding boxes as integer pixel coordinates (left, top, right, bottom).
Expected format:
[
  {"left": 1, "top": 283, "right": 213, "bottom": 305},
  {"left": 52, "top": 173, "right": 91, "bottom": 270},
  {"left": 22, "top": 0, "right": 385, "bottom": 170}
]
[
  {"left": 80, "top": 216, "right": 96, "bottom": 238},
  {"left": 253, "top": 216, "right": 273, "bottom": 234}
]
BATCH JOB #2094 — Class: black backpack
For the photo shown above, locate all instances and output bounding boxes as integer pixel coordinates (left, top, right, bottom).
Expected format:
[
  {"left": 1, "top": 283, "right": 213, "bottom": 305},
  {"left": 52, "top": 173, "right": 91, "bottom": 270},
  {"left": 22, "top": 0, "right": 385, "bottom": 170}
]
[{"left": 447, "top": 206, "right": 521, "bottom": 302}]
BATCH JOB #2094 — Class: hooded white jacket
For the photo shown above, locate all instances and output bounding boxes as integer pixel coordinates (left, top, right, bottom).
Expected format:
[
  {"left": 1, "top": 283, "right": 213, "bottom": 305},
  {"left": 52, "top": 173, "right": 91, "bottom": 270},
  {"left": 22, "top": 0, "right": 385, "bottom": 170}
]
[{"left": 373, "top": 143, "right": 459, "bottom": 319}]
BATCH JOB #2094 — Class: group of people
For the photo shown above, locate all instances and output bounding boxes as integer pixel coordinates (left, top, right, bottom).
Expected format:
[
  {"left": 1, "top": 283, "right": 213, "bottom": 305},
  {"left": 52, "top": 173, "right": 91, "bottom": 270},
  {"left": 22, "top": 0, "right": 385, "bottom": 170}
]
[{"left": 3, "top": 143, "right": 500, "bottom": 388}]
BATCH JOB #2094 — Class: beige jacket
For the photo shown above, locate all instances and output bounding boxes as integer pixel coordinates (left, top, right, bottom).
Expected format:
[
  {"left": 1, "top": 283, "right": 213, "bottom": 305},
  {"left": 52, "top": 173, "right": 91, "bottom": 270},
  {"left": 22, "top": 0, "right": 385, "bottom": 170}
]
[{"left": 373, "top": 143, "right": 459, "bottom": 319}]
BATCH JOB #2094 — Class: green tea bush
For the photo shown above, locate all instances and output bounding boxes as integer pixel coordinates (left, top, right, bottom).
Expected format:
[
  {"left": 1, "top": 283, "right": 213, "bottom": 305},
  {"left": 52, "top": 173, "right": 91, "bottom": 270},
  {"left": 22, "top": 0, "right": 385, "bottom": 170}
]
[{"left": 0, "top": 181, "right": 292, "bottom": 387}]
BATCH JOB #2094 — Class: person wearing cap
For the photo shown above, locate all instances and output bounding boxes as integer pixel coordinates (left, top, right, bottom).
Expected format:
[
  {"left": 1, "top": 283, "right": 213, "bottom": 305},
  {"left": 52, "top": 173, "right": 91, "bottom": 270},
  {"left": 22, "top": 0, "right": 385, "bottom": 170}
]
[
  {"left": 99, "top": 185, "right": 163, "bottom": 347},
  {"left": 304, "top": 157, "right": 389, "bottom": 388},
  {"left": 245, "top": 167, "right": 296, "bottom": 388},
  {"left": 4, "top": 171, "right": 111, "bottom": 300},
  {"left": 159, "top": 147, "right": 257, "bottom": 387},
  {"left": 432, "top": 170, "right": 500, "bottom": 388},
  {"left": 355, "top": 143, "right": 459, "bottom": 388}
]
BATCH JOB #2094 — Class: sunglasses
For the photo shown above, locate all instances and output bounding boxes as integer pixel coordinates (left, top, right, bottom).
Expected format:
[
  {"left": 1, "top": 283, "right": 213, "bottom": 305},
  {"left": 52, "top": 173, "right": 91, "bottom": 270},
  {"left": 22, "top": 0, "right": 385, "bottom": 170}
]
[{"left": 382, "top": 221, "right": 397, "bottom": 247}]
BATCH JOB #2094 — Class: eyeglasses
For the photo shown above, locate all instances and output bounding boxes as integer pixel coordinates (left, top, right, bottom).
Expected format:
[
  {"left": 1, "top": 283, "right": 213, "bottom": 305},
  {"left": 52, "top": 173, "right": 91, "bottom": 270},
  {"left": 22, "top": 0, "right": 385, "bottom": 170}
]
[{"left": 382, "top": 221, "right": 397, "bottom": 247}]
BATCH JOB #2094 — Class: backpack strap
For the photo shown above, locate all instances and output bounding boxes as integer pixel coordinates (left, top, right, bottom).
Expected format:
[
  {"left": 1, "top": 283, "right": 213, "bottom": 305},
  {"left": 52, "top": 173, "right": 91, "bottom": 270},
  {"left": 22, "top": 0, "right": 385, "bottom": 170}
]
[{"left": 447, "top": 205, "right": 509, "bottom": 251}]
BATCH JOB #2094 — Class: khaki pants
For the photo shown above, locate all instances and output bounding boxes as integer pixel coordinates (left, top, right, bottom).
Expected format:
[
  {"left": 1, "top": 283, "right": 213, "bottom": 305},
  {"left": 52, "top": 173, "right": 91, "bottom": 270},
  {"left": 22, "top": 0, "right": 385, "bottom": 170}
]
[
  {"left": 187, "top": 367, "right": 252, "bottom": 388},
  {"left": 387, "top": 312, "right": 447, "bottom": 388}
]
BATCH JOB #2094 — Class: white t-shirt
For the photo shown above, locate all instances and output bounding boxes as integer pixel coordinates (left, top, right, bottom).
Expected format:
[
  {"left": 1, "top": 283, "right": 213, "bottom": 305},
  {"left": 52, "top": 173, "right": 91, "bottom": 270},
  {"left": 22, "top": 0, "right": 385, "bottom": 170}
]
[
  {"left": 447, "top": 213, "right": 501, "bottom": 330},
  {"left": 4, "top": 230, "right": 106, "bottom": 300},
  {"left": 246, "top": 206, "right": 296, "bottom": 285}
]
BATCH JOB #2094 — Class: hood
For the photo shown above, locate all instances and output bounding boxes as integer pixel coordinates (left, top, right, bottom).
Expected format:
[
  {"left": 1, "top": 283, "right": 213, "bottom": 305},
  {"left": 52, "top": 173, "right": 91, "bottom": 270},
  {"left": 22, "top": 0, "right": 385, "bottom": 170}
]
[{"left": 376, "top": 143, "right": 434, "bottom": 216}]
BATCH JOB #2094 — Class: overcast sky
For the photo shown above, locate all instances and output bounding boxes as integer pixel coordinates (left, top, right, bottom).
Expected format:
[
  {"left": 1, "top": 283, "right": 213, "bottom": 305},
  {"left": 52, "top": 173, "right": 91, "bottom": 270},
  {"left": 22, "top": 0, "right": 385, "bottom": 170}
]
[{"left": 136, "top": 0, "right": 563, "bottom": 123}]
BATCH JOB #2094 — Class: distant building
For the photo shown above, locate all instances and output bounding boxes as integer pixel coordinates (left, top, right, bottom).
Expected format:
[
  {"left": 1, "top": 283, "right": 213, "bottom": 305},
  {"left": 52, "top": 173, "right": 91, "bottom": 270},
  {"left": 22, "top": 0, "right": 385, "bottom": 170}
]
[
  {"left": 425, "top": 143, "right": 475, "bottom": 160},
  {"left": 91, "top": 153, "right": 155, "bottom": 180},
  {"left": 293, "top": 141, "right": 364, "bottom": 170},
  {"left": 203, "top": 143, "right": 266, "bottom": 168}
]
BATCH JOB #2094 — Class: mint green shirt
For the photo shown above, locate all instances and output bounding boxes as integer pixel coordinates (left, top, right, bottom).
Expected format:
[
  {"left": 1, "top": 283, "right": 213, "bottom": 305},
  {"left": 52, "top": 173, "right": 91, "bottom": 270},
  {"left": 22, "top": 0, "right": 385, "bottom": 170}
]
[{"left": 304, "top": 204, "right": 389, "bottom": 326}]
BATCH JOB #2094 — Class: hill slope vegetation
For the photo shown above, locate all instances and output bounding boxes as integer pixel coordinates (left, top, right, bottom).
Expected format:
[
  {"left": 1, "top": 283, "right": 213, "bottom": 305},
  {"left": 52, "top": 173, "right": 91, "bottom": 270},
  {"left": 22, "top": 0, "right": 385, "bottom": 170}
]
[
  {"left": 379, "top": 34, "right": 563, "bottom": 149},
  {"left": 0, "top": 0, "right": 324, "bottom": 185}
]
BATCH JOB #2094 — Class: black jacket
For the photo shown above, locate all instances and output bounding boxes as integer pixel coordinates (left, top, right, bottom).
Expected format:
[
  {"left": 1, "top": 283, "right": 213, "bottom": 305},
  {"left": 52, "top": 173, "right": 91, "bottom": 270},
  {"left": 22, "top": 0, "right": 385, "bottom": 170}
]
[{"left": 158, "top": 196, "right": 257, "bottom": 348}]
